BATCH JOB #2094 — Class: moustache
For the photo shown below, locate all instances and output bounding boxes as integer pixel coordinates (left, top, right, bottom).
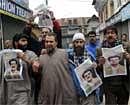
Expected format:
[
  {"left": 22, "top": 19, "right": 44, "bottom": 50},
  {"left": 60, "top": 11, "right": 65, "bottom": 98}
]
[
  {"left": 18, "top": 45, "right": 28, "bottom": 52},
  {"left": 108, "top": 36, "right": 113, "bottom": 39}
]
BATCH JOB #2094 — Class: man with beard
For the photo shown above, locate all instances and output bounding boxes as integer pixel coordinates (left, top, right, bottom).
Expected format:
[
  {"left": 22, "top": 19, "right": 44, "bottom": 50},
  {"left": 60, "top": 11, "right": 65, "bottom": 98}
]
[
  {"left": 97, "top": 26, "right": 129, "bottom": 105},
  {"left": 0, "top": 33, "right": 39, "bottom": 105},
  {"left": 39, "top": 33, "right": 77, "bottom": 105},
  {"left": 38, "top": 32, "right": 77, "bottom": 105},
  {"left": 67, "top": 32, "right": 97, "bottom": 105}
]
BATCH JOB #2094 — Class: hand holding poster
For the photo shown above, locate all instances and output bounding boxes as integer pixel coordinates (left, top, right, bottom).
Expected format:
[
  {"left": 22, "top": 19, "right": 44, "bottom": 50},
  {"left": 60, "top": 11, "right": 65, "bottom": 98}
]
[
  {"left": 102, "top": 45, "right": 127, "bottom": 78},
  {"left": 75, "top": 58, "right": 102, "bottom": 96}
]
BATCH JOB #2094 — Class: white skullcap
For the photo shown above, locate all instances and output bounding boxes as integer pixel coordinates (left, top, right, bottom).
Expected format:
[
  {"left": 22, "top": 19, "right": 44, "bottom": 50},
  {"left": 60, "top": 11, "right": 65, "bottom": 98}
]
[{"left": 72, "top": 33, "right": 85, "bottom": 42}]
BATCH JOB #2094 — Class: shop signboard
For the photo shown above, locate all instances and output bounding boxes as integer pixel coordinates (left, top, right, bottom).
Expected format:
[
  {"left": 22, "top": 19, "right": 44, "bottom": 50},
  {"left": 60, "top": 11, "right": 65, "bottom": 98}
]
[
  {"left": 0, "top": 0, "right": 31, "bottom": 21},
  {"left": 106, "top": 12, "right": 121, "bottom": 27}
]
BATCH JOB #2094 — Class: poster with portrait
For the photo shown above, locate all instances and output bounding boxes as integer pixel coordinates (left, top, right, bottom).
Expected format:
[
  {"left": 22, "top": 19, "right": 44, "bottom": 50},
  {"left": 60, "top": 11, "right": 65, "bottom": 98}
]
[
  {"left": 102, "top": 45, "right": 127, "bottom": 78},
  {"left": 1, "top": 49, "right": 24, "bottom": 81},
  {"left": 75, "top": 58, "right": 102, "bottom": 96}
]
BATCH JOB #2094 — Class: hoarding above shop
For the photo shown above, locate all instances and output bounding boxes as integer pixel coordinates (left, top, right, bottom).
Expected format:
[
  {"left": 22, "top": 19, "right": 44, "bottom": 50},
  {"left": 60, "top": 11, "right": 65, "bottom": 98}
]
[{"left": 0, "top": 0, "right": 31, "bottom": 21}]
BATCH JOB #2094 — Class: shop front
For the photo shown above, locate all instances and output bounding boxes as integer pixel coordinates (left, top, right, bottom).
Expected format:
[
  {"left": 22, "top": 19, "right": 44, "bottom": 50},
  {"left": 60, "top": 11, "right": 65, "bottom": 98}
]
[{"left": 0, "top": 0, "right": 32, "bottom": 49}]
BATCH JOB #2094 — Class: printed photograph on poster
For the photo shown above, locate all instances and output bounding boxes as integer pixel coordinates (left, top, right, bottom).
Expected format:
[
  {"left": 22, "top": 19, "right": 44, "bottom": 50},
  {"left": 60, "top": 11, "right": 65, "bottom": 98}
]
[
  {"left": 2, "top": 49, "right": 23, "bottom": 81},
  {"left": 75, "top": 58, "right": 102, "bottom": 96},
  {"left": 102, "top": 45, "right": 127, "bottom": 78}
]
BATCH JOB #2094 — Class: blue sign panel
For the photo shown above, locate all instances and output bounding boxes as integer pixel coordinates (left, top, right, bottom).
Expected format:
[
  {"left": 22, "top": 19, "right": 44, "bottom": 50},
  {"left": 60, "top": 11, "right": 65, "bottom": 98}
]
[{"left": 0, "top": 0, "right": 31, "bottom": 19}]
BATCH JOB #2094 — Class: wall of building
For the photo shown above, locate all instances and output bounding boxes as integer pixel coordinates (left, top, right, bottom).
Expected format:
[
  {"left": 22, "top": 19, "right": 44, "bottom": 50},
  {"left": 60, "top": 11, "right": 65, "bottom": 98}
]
[
  {"left": 60, "top": 17, "right": 89, "bottom": 48},
  {"left": 120, "top": 21, "right": 128, "bottom": 35},
  {"left": 2, "top": 15, "right": 26, "bottom": 40},
  {"left": 87, "top": 20, "right": 99, "bottom": 33}
]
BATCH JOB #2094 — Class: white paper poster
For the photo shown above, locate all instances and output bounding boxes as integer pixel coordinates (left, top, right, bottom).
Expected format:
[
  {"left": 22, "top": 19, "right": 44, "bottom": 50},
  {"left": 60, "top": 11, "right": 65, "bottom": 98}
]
[
  {"left": 102, "top": 45, "right": 127, "bottom": 78},
  {"left": 75, "top": 58, "right": 102, "bottom": 96},
  {"left": 0, "top": 49, "right": 24, "bottom": 81}
]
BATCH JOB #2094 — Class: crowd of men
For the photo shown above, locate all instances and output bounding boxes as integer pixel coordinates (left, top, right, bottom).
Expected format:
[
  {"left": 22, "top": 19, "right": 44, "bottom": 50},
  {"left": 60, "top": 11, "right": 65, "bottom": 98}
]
[{"left": 0, "top": 24, "right": 130, "bottom": 105}]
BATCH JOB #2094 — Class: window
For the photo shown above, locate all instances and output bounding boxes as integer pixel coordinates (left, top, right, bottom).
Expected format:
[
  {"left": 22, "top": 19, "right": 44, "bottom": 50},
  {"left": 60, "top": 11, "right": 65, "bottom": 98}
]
[
  {"left": 73, "top": 19, "right": 78, "bottom": 25},
  {"left": 68, "top": 20, "right": 72, "bottom": 25}
]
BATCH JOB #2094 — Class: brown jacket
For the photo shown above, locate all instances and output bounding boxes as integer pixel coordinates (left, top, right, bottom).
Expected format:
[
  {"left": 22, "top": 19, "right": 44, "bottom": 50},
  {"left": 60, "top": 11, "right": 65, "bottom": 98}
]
[{"left": 38, "top": 49, "right": 77, "bottom": 105}]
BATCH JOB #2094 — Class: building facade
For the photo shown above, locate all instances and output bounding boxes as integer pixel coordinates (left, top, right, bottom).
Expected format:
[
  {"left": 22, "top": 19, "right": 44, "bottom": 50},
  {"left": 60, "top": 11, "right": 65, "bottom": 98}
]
[
  {"left": 87, "top": 15, "right": 100, "bottom": 34},
  {"left": 59, "top": 17, "right": 90, "bottom": 48},
  {"left": 0, "top": 0, "right": 32, "bottom": 49},
  {"left": 93, "top": 0, "right": 130, "bottom": 40}
]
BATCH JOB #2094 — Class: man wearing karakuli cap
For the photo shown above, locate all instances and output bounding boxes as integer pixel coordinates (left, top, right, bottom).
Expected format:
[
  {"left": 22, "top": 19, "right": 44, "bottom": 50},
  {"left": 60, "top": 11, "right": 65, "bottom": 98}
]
[{"left": 67, "top": 32, "right": 97, "bottom": 105}]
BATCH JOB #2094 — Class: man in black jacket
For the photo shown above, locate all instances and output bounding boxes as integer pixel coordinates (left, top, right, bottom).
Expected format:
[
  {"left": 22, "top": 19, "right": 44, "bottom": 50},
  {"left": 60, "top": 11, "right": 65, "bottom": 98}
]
[{"left": 97, "top": 26, "right": 129, "bottom": 105}]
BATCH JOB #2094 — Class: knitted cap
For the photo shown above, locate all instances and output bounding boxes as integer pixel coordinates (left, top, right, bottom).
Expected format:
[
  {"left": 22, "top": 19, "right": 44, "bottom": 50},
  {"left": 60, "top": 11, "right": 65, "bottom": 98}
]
[{"left": 72, "top": 33, "right": 85, "bottom": 42}]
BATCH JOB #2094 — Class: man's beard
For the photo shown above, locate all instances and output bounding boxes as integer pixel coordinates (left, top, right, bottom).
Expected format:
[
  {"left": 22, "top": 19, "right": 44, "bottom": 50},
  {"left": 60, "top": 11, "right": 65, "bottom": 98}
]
[
  {"left": 18, "top": 44, "right": 28, "bottom": 52},
  {"left": 74, "top": 46, "right": 84, "bottom": 56},
  {"left": 46, "top": 47, "right": 55, "bottom": 55}
]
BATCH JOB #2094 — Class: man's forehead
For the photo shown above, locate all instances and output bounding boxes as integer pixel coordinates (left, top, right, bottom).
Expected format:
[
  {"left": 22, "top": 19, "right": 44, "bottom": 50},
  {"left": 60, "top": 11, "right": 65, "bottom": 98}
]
[
  {"left": 89, "top": 34, "right": 96, "bottom": 37},
  {"left": 86, "top": 71, "right": 91, "bottom": 74},
  {"left": 10, "top": 61, "right": 16, "bottom": 64},
  {"left": 46, "top": 36, "right": 55, "bottom": 40},
  {"left": 19, "top": 37, "right": 28, "bottom": 41},
  {"left": 74, "top": 39, "right": 85, "bottom": 41},
  {"left": 42, "top": 28, "right": 50, "bottom": 32},
  {"left": 106, "top": 29, "right": 115, "bottom": 32}
]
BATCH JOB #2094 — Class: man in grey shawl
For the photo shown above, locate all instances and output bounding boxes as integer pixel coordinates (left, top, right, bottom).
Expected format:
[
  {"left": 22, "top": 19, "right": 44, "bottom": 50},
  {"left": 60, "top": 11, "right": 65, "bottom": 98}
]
[
  {"left": 38, "top": 32, "right": 77, "bottom": 105},
  {"left": 0, "top": 33, "right": 39, "bottom": 105}
]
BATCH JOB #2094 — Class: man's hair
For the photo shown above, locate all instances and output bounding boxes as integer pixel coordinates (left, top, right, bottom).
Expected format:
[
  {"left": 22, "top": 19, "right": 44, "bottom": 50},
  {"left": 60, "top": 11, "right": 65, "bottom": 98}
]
[
  {"left": 46, "top": 32, "right": 58, "bottom": 42},
  {"left": 87, "top": 31, "right": 96, "bottom": 36},
  {"left": 9, "top": 58, "right": 20, "bottom": 70},
  {"left": 104, "top": 26, "right": 118, "bottom": 35},
  {"left": 82, "top": 68, "right": 97, "bottom": 79},
  {"left": 23, "top": 27, "right": 32, "bottom": 36},
  {"left": 108, "top": 55, "right": 120, "bottom": 61},
  {"left": 12, "top": 33, "right": 29, "bottom": 48},
  {"left": 9, "top": 58, "right": 18, "bottom": 65},
  {"left": 121, "top": 33, "right": 127, "bottom": 38},
  {"left": 42, "top": 27, "right": 52, "bottom": 32}
]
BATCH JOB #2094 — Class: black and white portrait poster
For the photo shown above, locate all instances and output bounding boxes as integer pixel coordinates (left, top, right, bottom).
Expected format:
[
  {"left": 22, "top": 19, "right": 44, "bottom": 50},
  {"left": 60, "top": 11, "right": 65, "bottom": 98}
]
[
  {"left": 1, "top": 49, "right": 24, "bottom": 81},
  {"left": 75, "top": 58, "right": 102, "bottom": 96},
  {"left": 102, "top": 45, "right": 127, "bottom": 78}
]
